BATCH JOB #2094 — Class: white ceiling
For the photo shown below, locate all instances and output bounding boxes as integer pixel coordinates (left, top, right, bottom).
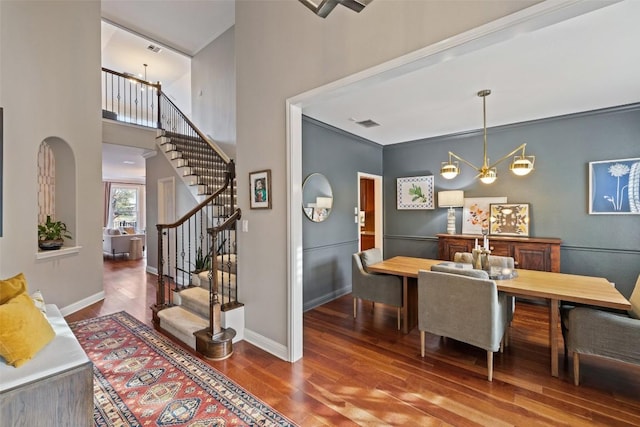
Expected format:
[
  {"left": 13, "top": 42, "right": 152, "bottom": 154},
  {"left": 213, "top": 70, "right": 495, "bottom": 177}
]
[{"left": 101, "top": 0, "right": 640, "bottom": 180}]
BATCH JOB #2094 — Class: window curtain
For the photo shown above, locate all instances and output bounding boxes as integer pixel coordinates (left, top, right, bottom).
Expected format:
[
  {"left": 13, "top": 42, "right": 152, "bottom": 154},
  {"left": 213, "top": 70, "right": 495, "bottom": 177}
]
[{"left": 103, "top": 181, "right": 112, "bottom": 228}]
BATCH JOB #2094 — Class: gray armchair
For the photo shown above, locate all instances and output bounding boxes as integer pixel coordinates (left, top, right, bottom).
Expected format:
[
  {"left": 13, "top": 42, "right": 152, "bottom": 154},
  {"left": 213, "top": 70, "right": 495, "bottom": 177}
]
[
  {"left": 352, "top": 248, "right": 403, "bottom": 330},
  {"left": 562, "top": 275, "right": 640, "bottom": 385},
  {"left": 418, "top": 269, "right": 509, "bottom": 381},
  {"left": 454, "top": 252, "right": 517, "bottom": 326}
]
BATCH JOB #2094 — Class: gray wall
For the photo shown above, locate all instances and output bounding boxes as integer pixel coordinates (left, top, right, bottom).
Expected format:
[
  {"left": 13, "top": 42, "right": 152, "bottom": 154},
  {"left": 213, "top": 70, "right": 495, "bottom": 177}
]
[
  {"left": 304, "top": 105, "right": 639, "bottom": 300},
  {"left": 302, "top": 117, "right": 383, "bottom": 310},
  {"left": 191, "top": 26, "right": 236, "bottom": 158},
  {"left": 383, "top": 105, "right": 640, "bottom": 297}
]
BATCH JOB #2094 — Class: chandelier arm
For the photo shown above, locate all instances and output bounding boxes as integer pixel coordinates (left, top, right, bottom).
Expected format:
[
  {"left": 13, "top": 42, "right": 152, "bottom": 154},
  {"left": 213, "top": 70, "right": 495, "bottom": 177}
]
[
  {"left": 448, "top": 151, "right": 480, "bottom": 171},
  {"left": 486, "top": 143, "right": 527, "bottom": 170}
]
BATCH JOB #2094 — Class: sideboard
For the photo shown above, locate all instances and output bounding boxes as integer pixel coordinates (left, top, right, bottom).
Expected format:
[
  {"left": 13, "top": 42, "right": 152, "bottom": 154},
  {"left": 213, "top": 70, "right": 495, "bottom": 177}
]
[{"left": 437, "top": 234, "right": 562, "bottom": 272}]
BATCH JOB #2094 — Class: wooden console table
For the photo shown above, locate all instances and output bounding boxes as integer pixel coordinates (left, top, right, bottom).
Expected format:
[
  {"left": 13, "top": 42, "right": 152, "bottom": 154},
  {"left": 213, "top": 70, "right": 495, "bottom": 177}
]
[{"left": 437, "top": 234, "right": 562, "bottom": 272}]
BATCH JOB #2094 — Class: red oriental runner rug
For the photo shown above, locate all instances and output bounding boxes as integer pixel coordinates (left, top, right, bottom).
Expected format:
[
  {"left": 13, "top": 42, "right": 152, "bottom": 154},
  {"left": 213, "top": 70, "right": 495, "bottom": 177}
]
[{"left": 70, "top": 311, "right": 297, "bottom": 427}]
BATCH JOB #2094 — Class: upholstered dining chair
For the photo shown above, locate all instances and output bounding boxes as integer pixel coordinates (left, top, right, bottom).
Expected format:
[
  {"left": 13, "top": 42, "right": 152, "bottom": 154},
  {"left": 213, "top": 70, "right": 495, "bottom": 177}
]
[
  {"left": 417, "top": 269, "right": 509, "bottom": 381},
  {"left": 352, "top": 248, "right": 403, "bottom": 330},
  {"left": 454, "top": 252, "right": 517, "bottom": 328},
  {"left": 562, "top": 275, "right": 640, "bottom": 385}
]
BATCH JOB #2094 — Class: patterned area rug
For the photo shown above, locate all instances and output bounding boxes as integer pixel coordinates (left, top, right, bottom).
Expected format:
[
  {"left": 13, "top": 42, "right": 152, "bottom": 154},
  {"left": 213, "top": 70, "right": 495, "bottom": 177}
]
[{"left": 70, "top": 311, "right": 297, "bottom": 427}]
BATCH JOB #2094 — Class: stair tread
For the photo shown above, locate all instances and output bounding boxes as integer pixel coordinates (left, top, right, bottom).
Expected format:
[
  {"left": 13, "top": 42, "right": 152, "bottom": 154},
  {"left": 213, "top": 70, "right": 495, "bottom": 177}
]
[{"left": 157, "top": 306, "right": 208, "bottom": 333}]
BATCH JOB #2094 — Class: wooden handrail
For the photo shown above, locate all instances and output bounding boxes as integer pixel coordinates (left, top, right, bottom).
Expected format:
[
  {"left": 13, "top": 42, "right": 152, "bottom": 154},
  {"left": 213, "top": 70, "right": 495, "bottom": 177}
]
[
  {"left": 101, "top": 67, "right": 161, "bottom": 90},
  {"left": 159, "top": 94, "right": 231, "bottom": 163}
]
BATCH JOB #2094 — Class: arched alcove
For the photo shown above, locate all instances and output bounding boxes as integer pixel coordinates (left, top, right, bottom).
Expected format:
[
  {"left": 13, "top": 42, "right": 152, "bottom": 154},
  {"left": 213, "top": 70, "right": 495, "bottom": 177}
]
[{"left": 37, "top": 137, "right": 76, "bottom": 248}]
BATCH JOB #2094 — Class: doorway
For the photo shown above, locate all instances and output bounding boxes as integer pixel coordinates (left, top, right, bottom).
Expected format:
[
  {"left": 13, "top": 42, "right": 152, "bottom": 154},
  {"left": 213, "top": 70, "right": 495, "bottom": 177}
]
[{"left": 358, "top": 173, "right": 383, "bottom": 252}]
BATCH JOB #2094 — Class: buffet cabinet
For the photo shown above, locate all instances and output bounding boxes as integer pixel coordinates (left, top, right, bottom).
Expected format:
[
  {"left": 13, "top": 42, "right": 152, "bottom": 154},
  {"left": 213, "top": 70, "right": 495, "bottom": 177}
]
[{"left": 437, "top": 234, "right": 562, "bottom": 272}]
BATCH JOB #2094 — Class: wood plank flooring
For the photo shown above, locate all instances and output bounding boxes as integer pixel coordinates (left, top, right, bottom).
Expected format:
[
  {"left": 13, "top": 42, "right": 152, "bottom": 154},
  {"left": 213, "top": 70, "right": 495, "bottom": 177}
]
[{"left": 65, "top": 257, "right": 640, "bottom": 426}]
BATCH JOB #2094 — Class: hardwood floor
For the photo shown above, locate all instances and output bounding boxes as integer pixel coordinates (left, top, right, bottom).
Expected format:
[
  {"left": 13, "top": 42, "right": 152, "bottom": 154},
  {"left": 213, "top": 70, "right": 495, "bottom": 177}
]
[{"left": 66, "top": 257, "right": 640, "bottom": 426}]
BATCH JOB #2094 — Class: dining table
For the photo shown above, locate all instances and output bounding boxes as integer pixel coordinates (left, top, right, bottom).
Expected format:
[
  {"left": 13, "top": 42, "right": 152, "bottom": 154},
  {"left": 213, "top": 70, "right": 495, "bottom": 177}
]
[{"left": 367, "top": 256, "right": 631, "bottom": 377}]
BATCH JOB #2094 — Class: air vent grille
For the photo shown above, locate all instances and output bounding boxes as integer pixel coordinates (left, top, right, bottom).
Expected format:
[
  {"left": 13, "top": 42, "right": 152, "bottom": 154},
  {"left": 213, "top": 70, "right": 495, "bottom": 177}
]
[
  {"left": 356, "top": 119, "right": 380, "bottom": 128},
  {"left": 147, "top": 44, "right": 162, "bottom": 53}
]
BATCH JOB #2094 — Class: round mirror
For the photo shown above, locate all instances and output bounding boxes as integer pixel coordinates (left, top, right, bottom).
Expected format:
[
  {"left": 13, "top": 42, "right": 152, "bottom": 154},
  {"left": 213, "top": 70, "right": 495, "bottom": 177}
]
[{"left": 302, "top": 173, "right": 333, "bottom": 222}]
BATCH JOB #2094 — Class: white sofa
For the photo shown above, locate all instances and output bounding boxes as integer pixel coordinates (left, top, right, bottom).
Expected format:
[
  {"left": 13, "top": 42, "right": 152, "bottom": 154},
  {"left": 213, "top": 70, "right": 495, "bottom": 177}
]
[
  {"left": 103, "top": 228, "right": 146, "bottom": 258},
  {"left": 0, "top": 305, "right": 93, "bottom": 426}
]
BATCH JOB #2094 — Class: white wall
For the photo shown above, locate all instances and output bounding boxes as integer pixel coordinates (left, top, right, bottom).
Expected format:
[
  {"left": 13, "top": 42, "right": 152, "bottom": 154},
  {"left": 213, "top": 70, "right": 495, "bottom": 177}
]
[
  {"left": 192, "top": 26, "right": 236, "bottom": 158},
  {"left": 0, "top": 1, "right": 104, "bottom": 310},
  {"left": 235, "top": 1, "right": 537, "bottom": 352}
]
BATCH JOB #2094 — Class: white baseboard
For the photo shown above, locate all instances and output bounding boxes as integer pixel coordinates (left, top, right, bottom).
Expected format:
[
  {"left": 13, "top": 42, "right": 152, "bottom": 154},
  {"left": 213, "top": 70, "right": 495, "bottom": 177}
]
[
  {"left": 60, "top": 291, "right": 105, "bottom": 316},
  {"left": 243, "top": 328, "right": 289, "bottom": 361},
  {"left": 146, "top": 266, "right": 158, "bottom": 275}
]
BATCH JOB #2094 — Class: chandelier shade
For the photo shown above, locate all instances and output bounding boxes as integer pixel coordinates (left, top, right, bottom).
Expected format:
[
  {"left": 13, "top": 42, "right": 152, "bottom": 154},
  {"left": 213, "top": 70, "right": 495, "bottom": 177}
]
[{"left": 440, "top": 90, "right": 535, "bottom": 184}]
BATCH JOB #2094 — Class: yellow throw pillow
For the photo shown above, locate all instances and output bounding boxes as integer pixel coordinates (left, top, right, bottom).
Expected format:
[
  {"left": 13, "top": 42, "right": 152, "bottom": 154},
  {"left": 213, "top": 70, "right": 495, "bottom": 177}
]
[
  {"left": 0, "top": 293, "right": 55, "bottom": 367},
  {"left": 0, "top": 273, "right": 27, "bottom": 304}
]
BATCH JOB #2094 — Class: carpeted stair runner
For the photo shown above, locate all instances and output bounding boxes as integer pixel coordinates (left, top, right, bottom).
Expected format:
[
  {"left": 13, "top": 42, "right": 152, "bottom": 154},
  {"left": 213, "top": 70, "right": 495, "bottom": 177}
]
[
  {"left": 158, "top": 306, "right": 207, "bottom": 349},
  {"left": 180, "top": 287, "right": 210, "bottom": 319}
]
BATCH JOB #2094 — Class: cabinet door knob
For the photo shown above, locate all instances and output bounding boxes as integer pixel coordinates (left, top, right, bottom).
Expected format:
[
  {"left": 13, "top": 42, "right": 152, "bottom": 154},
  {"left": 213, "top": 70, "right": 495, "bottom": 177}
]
[
  {"left": 489, "top": 246, "right": 494, "bottom": 251},
  {"left": 514, "top": 261, "right": 519, "bottom": 266}
]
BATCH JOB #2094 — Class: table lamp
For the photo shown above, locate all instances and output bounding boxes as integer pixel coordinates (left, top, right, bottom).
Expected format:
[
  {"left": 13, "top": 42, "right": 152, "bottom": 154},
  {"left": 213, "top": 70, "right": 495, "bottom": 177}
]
[{"left": 438, "top": 190, "right": 464, "bottom": 234}]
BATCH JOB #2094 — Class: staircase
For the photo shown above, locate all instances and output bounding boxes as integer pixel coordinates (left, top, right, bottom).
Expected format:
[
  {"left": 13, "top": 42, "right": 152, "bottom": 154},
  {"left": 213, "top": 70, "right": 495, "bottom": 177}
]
[
  {"left": 100, "top": 68, "right": 243, "bottom": 361},
  {"left": 154, "top": 128, "right": 242, "bottom": 360}
]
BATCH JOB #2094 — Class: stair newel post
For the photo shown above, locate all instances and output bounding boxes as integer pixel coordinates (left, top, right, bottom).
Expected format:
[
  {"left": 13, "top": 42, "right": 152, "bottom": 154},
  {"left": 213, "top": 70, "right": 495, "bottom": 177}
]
[
  {"left": 209, "top": 227, "right": 221, "bottom": 337},
  {"left": 152, "top": 225, "right": 165, "bottom": 325}
]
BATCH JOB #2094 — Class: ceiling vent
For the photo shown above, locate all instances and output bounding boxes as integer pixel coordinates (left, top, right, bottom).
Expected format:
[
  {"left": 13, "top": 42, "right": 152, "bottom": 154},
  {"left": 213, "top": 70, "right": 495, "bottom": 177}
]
[
  {"left": 356, "top": 119, "right": 380, "bottom": 128},
  {"left": 147, "top": 44, "right": 162, "bottom": 53}
]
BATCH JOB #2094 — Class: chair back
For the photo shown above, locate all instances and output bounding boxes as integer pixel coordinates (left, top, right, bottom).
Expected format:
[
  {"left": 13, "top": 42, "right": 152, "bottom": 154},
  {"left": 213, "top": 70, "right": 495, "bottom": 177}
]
[
  {"left": 454, "top": 252, "right": 515, "bottom": 268},
  {"left": 628, "top": 274, "right": 640, "bottom": 319},
  {"left": 418, "top": 270, "right": 506, "bottom": 352}
]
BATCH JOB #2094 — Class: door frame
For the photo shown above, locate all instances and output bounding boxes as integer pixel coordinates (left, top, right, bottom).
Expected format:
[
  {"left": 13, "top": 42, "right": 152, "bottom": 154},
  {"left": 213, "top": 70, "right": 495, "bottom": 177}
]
[{"left": 357, "top": 172, "right": 383, "bottom": 251}]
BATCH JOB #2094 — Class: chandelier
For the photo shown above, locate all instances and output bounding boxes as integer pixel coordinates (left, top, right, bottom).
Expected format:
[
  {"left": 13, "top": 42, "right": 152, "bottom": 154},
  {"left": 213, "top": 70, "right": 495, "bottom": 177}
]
[{"left": 440, "top": 89, "right": 535, "bottom": 184}]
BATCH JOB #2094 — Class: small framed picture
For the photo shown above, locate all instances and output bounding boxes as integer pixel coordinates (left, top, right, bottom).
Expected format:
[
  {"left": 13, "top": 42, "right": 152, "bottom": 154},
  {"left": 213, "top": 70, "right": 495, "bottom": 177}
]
[
  {"left": 249, "top": 169, "right": 271, "bottom": 209},
  {"left": 396, "top": 175, "right": 434, "bottom": 210},
  {"left": 489, "top": 203, "right": 530, "bottom": 236},
  {"left": 589, "top": 158, "right": 640, "bottom": 214}
]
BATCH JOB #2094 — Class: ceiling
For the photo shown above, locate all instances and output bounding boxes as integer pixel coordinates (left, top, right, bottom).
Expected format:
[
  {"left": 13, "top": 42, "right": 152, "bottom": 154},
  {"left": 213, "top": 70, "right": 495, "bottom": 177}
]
[
  {"left": 101, "top": 0, "right": 640, "bottom": 180},
  {"left": 303, "top": 0, "right": 640, "bottom": 145}
]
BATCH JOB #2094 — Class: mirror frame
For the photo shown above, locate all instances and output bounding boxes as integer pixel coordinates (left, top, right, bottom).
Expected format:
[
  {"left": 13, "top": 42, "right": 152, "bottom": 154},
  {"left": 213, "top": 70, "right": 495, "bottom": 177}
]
[{"left": 302, "top": 173, "right": 333, "bottom": 222}]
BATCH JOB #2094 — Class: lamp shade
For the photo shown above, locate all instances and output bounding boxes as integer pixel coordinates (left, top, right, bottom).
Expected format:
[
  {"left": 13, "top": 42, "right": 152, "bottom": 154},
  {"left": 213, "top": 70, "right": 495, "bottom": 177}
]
[{"left": 438, "top": 190, "right": 464, "bottom": 208}]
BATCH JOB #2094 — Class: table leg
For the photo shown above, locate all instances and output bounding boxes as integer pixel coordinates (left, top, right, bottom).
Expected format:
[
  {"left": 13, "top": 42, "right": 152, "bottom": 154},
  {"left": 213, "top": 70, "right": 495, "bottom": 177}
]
[
  {"left": 549, "top": 298, "right": 559, "bottom": 377},
  {"left": 402, "top": 276, "right": 409, "bottom": 333},
  {"left": 401, "top": 276, "right": 418, "bottom": 334}
]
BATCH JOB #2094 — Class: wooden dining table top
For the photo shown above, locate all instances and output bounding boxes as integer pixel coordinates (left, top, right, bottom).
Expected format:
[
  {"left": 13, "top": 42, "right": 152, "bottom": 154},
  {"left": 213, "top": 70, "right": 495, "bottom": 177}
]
[{"left": 368, "top": 256, "right": 631, "bottom": 310}]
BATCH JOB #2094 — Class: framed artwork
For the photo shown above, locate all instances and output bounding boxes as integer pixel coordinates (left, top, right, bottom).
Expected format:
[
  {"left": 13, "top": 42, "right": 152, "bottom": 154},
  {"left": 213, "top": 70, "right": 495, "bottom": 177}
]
[
  {"left": 249, "top": 169, "right": 271, "bottom": 209},
  {"left": 489, "top": 203, "right": 530, "bottom": 236},
  {"left": 589, "top": 158, "right": 640, "bottom": 214},
  {"left": 462, "top": 197, "right": 507, "bottom": 234},
  {"left": 396, "top": 175, "right": 434, "bottom": 210}
]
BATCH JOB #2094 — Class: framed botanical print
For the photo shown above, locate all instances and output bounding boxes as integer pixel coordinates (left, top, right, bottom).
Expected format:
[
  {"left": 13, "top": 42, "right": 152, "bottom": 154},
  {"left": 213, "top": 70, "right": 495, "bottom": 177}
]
[
  {"left": 396, "top": 175, "right": 434, "bottom": 210},
  {"left": 461, "top": 197, "right": 507, "bottom": 234},
  {"left": 249, "top": 169, "right": 271, "bottom": 209},
  {"left": 589, "top": 158, "right": 640, "bottom": 214}
]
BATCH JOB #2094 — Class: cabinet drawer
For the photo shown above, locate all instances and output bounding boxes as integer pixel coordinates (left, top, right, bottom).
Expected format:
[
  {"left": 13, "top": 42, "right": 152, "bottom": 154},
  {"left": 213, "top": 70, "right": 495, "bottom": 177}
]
[{"left": 488, "top": 241, "right": 510, "bottom": 257}]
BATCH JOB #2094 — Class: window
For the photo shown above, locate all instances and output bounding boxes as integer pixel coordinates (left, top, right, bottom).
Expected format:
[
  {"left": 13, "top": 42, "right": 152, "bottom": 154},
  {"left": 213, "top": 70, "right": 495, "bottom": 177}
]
[{"left": 107, "top": 183, "right": 145, "bottom": 231}]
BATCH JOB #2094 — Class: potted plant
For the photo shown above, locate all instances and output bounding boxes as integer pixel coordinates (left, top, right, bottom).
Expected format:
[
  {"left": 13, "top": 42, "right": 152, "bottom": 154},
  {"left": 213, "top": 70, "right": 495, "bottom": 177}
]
[
  {"left": 38, "top": 215, "right": 72, "bottom": 250},
  {"left": 191, "top": 246, "right": 211, "bottom": 287}
]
